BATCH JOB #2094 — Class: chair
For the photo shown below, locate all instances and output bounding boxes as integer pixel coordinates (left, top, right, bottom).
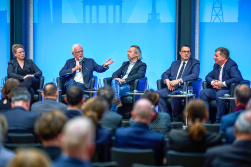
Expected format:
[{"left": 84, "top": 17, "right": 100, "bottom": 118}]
[
  {"left": 171, "top": 122, "right": 183, "bottom": 130},
  {"left": 5, "top": 76, "right": 44, "bottom": 102},
  {"left": 103, "top": 77, "right": 147, "bottom": 119},
  {"left": 92, "top": 162, "right": 118, "bottom": 167},
  {"left": 122, "top": 120, "right": 130, "bottom": 127},
  {"left": 132, "top": 164, "right": 182, "bottom": 167},
  {"left": 167, "top": 150, "right": 204, "bottom": 167},
  {"left": 202, "top": 80, "right": 250, "bottom": 122},
  {"left": 204, "top": 123, "right": 221, "bottom": 133},
  {"left": 111, "top": 147, "right": 156, "bottom": 167},
  {"left": 6, "top": 133, "right": 40, "bottom": 144},
  {"left": 157, "top": 78, "right": 202, "bottom": 115},
  {"left": 56, "top": 76, "right": 97, "bottom": 103},
  {"left": 3, "top": 143, "right": 42, "bottom": 151}
]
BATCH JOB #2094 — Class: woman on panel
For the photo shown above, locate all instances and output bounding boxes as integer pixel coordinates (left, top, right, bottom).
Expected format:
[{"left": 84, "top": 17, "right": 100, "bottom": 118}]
[
  {"left": 168, "top": 99, "right": 222, "bottom": 152},
  {"left": 7, "top": 44, "right": 42, "bottom": 101},
  {"left": 0, "top": 78, "right": 20, "bottom": 111}
]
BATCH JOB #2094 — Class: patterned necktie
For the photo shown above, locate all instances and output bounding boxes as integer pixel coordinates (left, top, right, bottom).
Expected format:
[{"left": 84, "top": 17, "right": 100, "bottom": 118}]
[{"left": 177, "top": 62, "right": 186, "bottom": 79}]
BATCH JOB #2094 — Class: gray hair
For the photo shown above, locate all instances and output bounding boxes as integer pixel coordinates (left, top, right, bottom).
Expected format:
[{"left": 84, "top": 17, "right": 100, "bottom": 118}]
[
  {"left": 131, "top": 45, "right": 142, "bottom": 60},
  {"left": 11, "top": 87, "right": 31, "bottom": 102},
  {"left": 235, "top": 110, "right": 251, "bottom": 134},
  {"left": 0, "top": 124, "right": 2, "bottom": 141},
  {"left": 72, "top": 44, "right": 82, "bottom": 53},
  {"left": 247, "top": 99, "right": 251, "bottom": 110},
  {"left": 215, "top": 47, "right": 230, "bottom": 59}
]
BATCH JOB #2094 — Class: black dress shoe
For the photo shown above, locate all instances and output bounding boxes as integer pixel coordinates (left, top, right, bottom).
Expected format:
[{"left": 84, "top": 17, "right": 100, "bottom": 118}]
[{"left": 215, "top": 119, "right": 221, "bottom": 124}]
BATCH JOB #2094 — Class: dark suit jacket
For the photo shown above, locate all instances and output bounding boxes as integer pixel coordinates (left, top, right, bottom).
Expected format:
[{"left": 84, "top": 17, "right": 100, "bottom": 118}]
[
  {"left": 115, "top": 123, "right": 165, "bottom": 165},
  {"left": 59, "top": 58, "right": 108, "bottom": 88},
  {"left": 42, "top": 146, "right": 61, "bottom": 161},
  {"left": 64, "top": 109, "right": 82, "bottom": 120},
  {"left": 99, "top": 110, "right": 122, "bottom": 131},
  {"left": 168, "top": 128, "right": 222, "bottom": 153},
  {"left": 161, "top": 58, "right": 200, "bottom": 90},
  {"left": 225, "top": 126, "right": 235, "bottom": 144},
  {"left": 205, "top": 140, "right": 251, "bottom": 167},
  {"left": 7, "top": 58, "right": 42, "bottom": 81},
  {"left": 2, "top": 106, "right": 40, "bottom": 133},
  {"left": 112, "top": 60, "right": 147, "bottom": 90},
  {"left": 53, "top": 154, "right": 92, "bottom": 167},
  {"left": 206, "top": 58, "right": 243, "bottom": 89},
  {"left": 220, "top": 109, "right": 245, "bottom": 132},
  {"left": 31, "top": 98, "right": 67, "bottom": 113}
]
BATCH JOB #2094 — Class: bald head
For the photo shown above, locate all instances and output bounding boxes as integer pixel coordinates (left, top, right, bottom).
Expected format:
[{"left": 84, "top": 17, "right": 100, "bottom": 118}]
[
  {"left": 235, "top": 84, "right": 251, "bottom": 106},
  {"left": 132, "top": 99, "right": 153, "bottom": 124}
]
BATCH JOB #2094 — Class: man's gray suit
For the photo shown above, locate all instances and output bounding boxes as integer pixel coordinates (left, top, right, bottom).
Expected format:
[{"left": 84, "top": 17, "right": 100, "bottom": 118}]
[{"left": 31, "top": 99, "right": 67, "bottom": 112}]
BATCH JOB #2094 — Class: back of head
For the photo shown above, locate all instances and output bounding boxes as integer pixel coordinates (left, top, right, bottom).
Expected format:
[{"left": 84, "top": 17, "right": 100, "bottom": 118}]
[
  {"left": 97, "top": 86, "right": 114, "bottom": 105},
  {"left": 142, "top": 89, "right": 159, "bottom": 107},
  {"left": 133, "top": 99, "right": 153, "bottom": 123},
  {"left": 11, "top": 86, "right": 31, "bottom": 102},
  {"left": 81, "top": 97, "right": 108, "bottom": 125},
  {"left": 66, "top": 86, "right": 84, "bottom": 106},
  {"left": 235, "top": 110, "right": 251, "bottom": 136},
  {"left": 1, "top": 78, "right": 20, "bottom": 100},
  {"left": 186, "top": 99, "right": 208, "bottom": 142},
  {"left": 43, "top": 83, "right": 57, "bottom": 97},
  {"left": 0, "top": 114, "right": 8, "bottom": 140},
  {"left": 35, "top": 110, "right": 67, "bottom": 141},
  {"left": 234, "top": 84, "right": 251, "bottom": 106},
  {"left": 62, "top": 117, "right": 95, "bottom": 155},
  {"left": 7, "top": 148, "right": 51, "bottom": 167}
]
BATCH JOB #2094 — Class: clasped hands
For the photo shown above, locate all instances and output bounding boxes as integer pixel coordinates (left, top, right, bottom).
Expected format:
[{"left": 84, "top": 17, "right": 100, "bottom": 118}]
[
  {"left": 115, "top": 78, "right": 126, "bottom": 84},
  {"left": 212, "top": 80, "right": 223, "bottom": 90},
  {"left": 165, "top": 79, "right": 181, "bottom": 91},
  {"left": 23, "top": 74, "right": 34, "bottom": 79}
]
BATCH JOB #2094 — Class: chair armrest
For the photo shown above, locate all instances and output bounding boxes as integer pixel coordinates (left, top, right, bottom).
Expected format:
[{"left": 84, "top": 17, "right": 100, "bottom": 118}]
[
  {"left": 187, "top": 78, "right": 202, "bottom": 98},
  {"left": 103, "top": 77, "right": 112, "bottom": 86},
  {"left": 134, "top": 77, "right": 147, "bottom": 92},
  {"left": 230, "top": 80, "right": 250, "bottom": 96},
  {"left": 56, "top": 77, "right": 65, "bottom": 93},
  {"left": 202, "top": 81, "right": 213, "bottom": 89},
  {"left": 37, "top": 76, "right": 44, "bottom": 101},
  {"left": 157, "top": 79, "right": 166, "bottom": 90},
  {"left": 90, "top": 75, "right": 97, "bottom": 89}
]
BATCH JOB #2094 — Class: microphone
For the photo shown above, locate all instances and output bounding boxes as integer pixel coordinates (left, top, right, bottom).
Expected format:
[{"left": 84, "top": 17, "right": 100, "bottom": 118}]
[{"left": 79, "top": 57, "right": 83, "bottom": 72}]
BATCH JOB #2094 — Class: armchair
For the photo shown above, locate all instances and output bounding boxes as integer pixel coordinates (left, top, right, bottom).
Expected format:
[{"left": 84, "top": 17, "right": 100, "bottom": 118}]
[{"left": 56, "top": 76, "right": 97, "bottom": 103}]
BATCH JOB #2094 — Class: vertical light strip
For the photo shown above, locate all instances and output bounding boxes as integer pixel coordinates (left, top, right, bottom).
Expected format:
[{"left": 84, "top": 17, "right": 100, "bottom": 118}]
[
  {"left": 175, "top": 0, "right": 179, "bottom": 60},
  {"left": 27, "top": 0, "right": 33, "bottom": 60},
  {"left": 194, "top": 0, "right": 200, "bottom": 60}
]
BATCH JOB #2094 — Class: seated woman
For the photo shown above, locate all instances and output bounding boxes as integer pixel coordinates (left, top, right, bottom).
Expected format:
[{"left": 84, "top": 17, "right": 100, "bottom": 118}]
[
  {"left": 81, "top": 97, "right": 112, "bottom": 162},
  {"left": 7, "top": 44, "right": 42, "bottom": 102},
  {"left": 168, "top": 99, "right": 222, "bottom": 152},
  {"left": 130, "top": 89, "right": 172, "bottom": 137},
  {"left": 0, "top": 78, "right": 20, "bottom": 111}
]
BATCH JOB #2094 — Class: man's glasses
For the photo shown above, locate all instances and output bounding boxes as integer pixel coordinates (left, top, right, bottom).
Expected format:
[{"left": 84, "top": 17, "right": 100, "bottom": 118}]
[
  {"left": 180, "top": 51, "right": 190, "bottom": 53},
  {"left": 74, "top": 50, "right": 83, "bottom": 54}
]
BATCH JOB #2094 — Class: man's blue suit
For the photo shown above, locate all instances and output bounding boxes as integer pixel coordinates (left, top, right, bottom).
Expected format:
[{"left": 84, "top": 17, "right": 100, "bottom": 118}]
[
  {"left": 53, "top": 154, "right": 92, "bottom": 167},
  {"left": 157, "top": 58, "right": 200, "bottom": 115},
  {"left": 200, "top": 58, "right": 243, "bottom": 120},
  {"left": 64, "top": 109, "right": 82, "bottom": 120},
  {"left": 59, "top": 58, "right": 108, "bottom": 90},
  {"left": 220, "top": 109, "right": 245, "bottom": 132},
  {"left": 115, "top": 123, "right": 166, "bottom": 166}
]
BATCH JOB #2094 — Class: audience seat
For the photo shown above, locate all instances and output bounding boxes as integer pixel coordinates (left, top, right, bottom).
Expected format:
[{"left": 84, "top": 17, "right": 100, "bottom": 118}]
[
  {"left": 132, "top": 164, "right": 182, "bottom": 167},
  {"left": 92, "top": 162, "right": 118, "bottom": 167},
  {"left": 171, "top": 122, "right": 183, "bottom": 130},
  {"left": 204, "top": 123, "right": 221, "bottom": 133}
]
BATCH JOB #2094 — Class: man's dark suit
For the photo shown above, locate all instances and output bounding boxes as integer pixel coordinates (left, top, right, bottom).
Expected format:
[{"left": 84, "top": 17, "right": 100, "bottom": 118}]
[
  {"left": 53, "top": 154, "right": 92, "bottom": 167},
  {"left": 112, "top": 60, "right": 146, "bottom": 90},
  {"left": 31, "top": 99, "right": 67, "bottom": 112},
  {"left": 64, "top": 109, "right": 82, "bottom": 120},
  {"left": 59, "top": 58, "right": 108, "bottom": 89},
  {"left": 200, "top": 58, "right": 243, "bottom": 120},
  {"left": 220, "top": 109, "right": 245, "bottom": 132},
  {"left": 205, "top": 140, "right": 251, "bottom": 167},
  {"left": 115, "top": 123, "right": 165, "bottom": 166},
  {"left": 99, "top": 110, "right": 122, "bottom": 131},
  {"left": 157, "top": 58, "right": 200, "bottom": 115},
  {"left": 1, "top": 107, "right": 40, "bottom": 133}
]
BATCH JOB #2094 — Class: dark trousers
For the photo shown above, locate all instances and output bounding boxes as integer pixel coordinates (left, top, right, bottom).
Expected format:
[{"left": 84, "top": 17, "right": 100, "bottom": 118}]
[{"left": 20, "top": 77, "right": 39, "bottom": 102}]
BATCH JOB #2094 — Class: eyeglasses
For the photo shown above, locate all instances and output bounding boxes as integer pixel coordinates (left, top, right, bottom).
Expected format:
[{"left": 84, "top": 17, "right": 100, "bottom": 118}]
[
  {"left": 74, "top": 50, "right": 83, "bottom": 54},
  {"left": 17, "top": 51, "right": 25, "bottom": 54},
  {"left": 181, "top": 51, "right": 190, "bottom": 53}
]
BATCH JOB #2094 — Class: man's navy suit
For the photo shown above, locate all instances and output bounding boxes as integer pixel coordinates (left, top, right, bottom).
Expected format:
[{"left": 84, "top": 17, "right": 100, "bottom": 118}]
[
  {"left": 59, "top": 58, "right": 108, "bottom": 89},
  {"left": 200, "top": 58, "right": 243, "bottom": 120},
  {"left": 115, "top": 123, "right": 165, "bottom": 166},
  {"left": 220, "top": 109, "right": 245, "bottom": 132},
  {"left": 157, "top": 58, "right": 200, "bottom": 115},
  {"left": 64, "top": 109, "right": 82, "bottom": 120},
  {"left": 205, "top": 140, "right": 251, "bottom": 167},
  {"left": 1, "top": 107, "right": 40, "bottom": 133},
  {"left": 53, "top": 154, "right": 92, "bottom": 167}
]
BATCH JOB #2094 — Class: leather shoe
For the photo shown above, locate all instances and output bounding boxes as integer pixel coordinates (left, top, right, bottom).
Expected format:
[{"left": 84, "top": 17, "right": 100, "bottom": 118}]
[
  {"left": 215, "top": 119, "right": 221, "bottom": 124},
  {"left": 112, "top": 97, "right": 122, "bottom": 107}
]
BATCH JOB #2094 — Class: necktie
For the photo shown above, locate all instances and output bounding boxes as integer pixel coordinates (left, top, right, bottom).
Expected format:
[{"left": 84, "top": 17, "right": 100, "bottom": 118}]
[
  {"left": 218, "top": 66, "right": 222, "bottom": 80},
  {"left": 177, "top": 62, "right": 186, "bottom": 79}
]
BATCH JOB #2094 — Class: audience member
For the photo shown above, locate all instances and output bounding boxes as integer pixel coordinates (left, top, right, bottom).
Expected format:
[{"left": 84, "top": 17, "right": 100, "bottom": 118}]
[
  {"left": 115, "top": 99, "right": 166, "bottom": 166},
  {"left": 97, "top": 86, "right": 122, "bottom": 131},
  {"left": 1, "top": 87, "right": 40, "bottom": 134},
  {"left": 64, "top": 86, "right": 84, "bottom": 119},
  {"left": 81, "top": 97, "right": 112, "bottom": 162},
  {"left": 168, "top": 99, "right": 222, "bottom": 152},
  {"left": 205, "top": 111, "right": 251, "bottom": 167},
  {"left": 0, "top": 78, "right": 20, "bottom": 112},
  {"left": 130, "top": 89, "right": 172, "bottom": 137},
  {"left": 31, "top": 83, "right": 67, "bottom": 112},
  {"left": 35, "top": 110, "right": 67, "bottom": 160},
  {"left": 7, "top": 148, "right": 51, "bottom": 167},
  {"left": 247, "top": 98, "right": 251, "bottom": 110},
  {"left": 53, "top": 117, "right": 95, "bottom": 167}
]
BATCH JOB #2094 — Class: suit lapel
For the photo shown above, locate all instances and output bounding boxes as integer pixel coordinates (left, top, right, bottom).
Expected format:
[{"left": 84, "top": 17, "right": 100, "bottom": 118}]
[
  {"left": 174, "top": 60, "right": 182, "bottom": 79},
  {"left": 182, "top": 58, "right": 192, "bottom": 77},
  {"left": 122, "top": 61, "right": 130, "bottom": 76},
  {"left": 128, "top": 60, "right": 139, "bottom": 76}
]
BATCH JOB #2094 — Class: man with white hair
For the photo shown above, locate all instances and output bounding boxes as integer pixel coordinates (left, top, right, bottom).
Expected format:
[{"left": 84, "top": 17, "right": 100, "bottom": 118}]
[
  {"left": 205, "top": 111, "right": 251, "bottom": 167},
  {"left": 115, "top": 99, "right": 166, "bottom": 166},
  {"left": 59, "top": 44, "right": 114, "bottom": 91},
  {"left": 53, "top": 117, "right": 95, "bottom": 167}
]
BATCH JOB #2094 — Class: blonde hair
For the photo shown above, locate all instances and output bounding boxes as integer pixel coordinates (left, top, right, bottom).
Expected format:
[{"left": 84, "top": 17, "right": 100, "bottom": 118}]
[{"left": 12, "top": 44, "right": 24, "bottom": 54}]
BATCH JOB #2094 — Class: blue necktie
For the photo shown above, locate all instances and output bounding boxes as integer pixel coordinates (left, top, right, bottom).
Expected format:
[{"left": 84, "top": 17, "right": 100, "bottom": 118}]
[{"left": 177, "top": 62, "right": 186, "bottom": 79}]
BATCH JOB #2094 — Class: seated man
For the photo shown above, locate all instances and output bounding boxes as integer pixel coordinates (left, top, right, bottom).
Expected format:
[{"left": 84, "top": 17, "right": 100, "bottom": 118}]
[
  {"left": 59, "top": 44, "right": 113, "bottom": 91},
  {"left": 200, "top": 47, "right": 243, "bottom": 123},
  {"left": 53, "top": 117, "right": 95, "bottom": 167},
  {"left": 31, "top": 82, "right": 67, "bottom": 112},
  {"left": 157, "top": 45, "right": 200, "bottom": 121},
  {"left": 205, "top": 111, "right": 251, "bottom": 167},
  {"left": 1, "top": 87, "right": 40, "bottom": 134},
  {"left": 35, "top": 110, "right": 67, "bottom": 160},
  {"left": 115, "top": 99, "right": 166, "bottom": 166},
  {"left": 111, "top": 45, "right": 147, "bottom": 108}
]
